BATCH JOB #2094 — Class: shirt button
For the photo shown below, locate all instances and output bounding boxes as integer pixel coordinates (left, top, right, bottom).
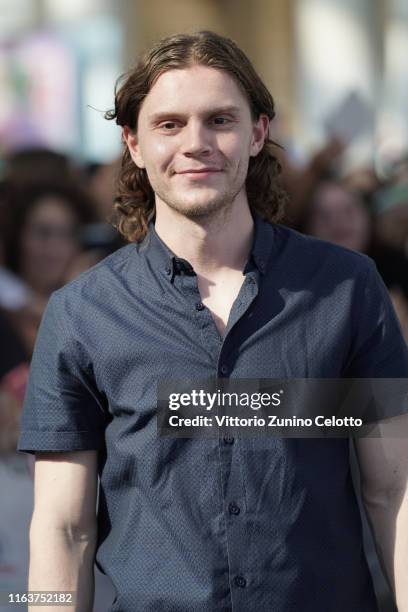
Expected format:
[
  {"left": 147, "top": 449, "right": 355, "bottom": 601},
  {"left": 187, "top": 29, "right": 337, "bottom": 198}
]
[
  {"left": 234, "top": 575, "right": 247, "bottom": 588},
  {"left": 228, "top": 503, "right": 240, "bottom": 515},
  {"left": 223, "top": 436, "right": 235, "bottom": 445},
  {"left": 165, "top": 265, "right": 172, "bottom": 275},
  {"left": 220, "top": 364, "right": 229, "bottom": 376},
  {"left": 195, "top": 301, "right": 205, "bottom": 311}
]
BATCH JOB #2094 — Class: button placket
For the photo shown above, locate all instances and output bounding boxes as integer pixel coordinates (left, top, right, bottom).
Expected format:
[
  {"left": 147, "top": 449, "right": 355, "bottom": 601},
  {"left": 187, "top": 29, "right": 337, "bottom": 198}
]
[
  {"left": 219, "top": 364, "right": 229, "bottom": 376},
  {"left": 218, "top": 425, "right": 251, "bottom": 607},
  {"left": 212, "top": 270, "right": 258, "bottom": 606},
  {"left": 177, "top": 272, "right": 220, "bottom": 361},
  {"left": 222, "top": 273, "right": 259, "bottom": 337}
]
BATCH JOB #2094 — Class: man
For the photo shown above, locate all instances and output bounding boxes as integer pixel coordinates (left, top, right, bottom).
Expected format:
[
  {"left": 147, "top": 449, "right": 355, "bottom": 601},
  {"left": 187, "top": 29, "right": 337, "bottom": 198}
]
[{"left": 18, "top": 31, "right": 408, "bottom": 611}]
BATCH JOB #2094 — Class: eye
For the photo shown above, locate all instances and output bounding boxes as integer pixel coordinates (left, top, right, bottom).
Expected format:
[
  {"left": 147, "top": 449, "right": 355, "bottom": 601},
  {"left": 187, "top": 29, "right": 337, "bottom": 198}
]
[
  {"left": 212, "top": 116, "right": 230, "bottom": 126},
  {"left": 160, "top": 121, "right": 178, "bottom": 130}
]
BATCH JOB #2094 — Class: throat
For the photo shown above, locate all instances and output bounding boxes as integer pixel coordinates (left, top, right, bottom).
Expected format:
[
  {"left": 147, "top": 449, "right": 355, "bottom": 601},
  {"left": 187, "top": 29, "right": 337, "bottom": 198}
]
[{"left": 198, "top": 270, "right": 245, "bottom": 338}]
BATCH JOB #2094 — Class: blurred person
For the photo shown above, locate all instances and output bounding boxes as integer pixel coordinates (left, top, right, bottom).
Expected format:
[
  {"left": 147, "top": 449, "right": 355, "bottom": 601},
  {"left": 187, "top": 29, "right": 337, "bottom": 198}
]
[
  {"left": 0, "top": 265, "right": 32, "bottom": 312},
  {"left": 87, "top": 158, "right": 121, "bottom": 223},
  {"left": 2, "top": 182, "right": 96, "bottom": 355},
  {"left": 343, "top": 166, "right": 381, "bottom": 197},
  {"left": 5, "top": 296, "right": 49, "bottom": 360},
  {"left": 0, "top": 181, "right": 32, "bottom": 312},
  {"left": 265, "top": 103, "right": 346, "bottom": 230},
  {"left": 303, "top": 180, "right": 408, "bottom": 340},
  {"left": 372, "top": 180, "right": 408, "bottom": 253},
  {"left": 0, "top": 307, "right": 29, "bottom": 457},
  {"left": 303, "top": 180, "right": 372, "bottom": 252},
  {"left": 17, "top": 31, "right": 408, "bottom": 612},
  {"left": 3, "top": 182, "right": 96, "bottom": 298},
  {"left": 59, "top": 160, "right": 126, "bottom": 283},
  {"left": 372, "top": 180, "right": 408, "bottom": 342},
  {"left": 0, "top": 309, "right": 33, "bottom": 598},
  {"left": 4, "top": 148, "right": 85, "bottom": 191},
  {"left": 280, "top": 136, "right": 346, "bottom": 228},
  {"left": 0, "top": 308, "right": 29, "bottom": 401}
]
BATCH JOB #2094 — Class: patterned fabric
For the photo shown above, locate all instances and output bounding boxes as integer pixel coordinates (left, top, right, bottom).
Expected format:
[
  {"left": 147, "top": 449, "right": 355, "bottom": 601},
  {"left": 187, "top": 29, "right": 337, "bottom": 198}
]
[{"left": 18, "top": 217, "right": 408, "bottom": 611}]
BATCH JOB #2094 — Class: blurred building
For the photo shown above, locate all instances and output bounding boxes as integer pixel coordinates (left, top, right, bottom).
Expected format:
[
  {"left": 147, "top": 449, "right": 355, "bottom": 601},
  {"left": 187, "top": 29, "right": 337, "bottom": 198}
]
[
  {"left": 0, "top": 0, "right": 122, "bottom": 163},
  {"left": 0, "top": 0, "right": 407, "bottom": 172}
]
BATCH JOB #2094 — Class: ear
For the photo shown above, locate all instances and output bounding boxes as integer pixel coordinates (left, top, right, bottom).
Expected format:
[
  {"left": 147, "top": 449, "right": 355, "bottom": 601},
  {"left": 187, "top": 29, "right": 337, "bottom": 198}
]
[
  {"left": 123, "top": 126, "right": 145, "bottom": 169},
  {"left": 250, "top": 114, "right": 270, "bottom": 157}
]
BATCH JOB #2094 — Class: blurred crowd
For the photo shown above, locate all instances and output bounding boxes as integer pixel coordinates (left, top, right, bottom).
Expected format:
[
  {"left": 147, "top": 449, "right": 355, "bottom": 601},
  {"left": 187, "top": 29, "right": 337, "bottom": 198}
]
[
  {"left": 0, "top": 149, "right": 125, "bottom": 455},
  {"left": 0, "top": 139, "right": 408, "bottom": 456}
]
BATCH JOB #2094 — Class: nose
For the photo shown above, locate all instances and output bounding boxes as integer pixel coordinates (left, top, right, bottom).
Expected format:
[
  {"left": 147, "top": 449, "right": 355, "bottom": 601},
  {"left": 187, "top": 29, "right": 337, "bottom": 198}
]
[{"left": 180, "top": 120, "right": 213, "bottom": 157}]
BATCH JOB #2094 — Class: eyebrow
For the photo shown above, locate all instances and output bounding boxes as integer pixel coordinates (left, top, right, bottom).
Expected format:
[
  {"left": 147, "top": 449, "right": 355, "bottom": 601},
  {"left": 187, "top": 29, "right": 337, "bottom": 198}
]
[{"left": 147, "top": 106, "right": 242, "bottom": 124}]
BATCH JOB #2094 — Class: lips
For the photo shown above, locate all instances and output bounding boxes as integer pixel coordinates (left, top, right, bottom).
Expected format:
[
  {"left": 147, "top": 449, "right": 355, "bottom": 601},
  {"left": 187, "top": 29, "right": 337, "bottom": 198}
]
[{"left": 177, "top": 168, "right": 222, "bottom": 174}]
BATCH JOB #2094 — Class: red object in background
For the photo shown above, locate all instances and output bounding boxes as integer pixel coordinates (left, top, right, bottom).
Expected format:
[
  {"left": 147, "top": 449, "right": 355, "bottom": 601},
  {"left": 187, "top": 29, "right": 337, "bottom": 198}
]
[{"left": 0, "top": 363, "right": 30, "bottom": 405}]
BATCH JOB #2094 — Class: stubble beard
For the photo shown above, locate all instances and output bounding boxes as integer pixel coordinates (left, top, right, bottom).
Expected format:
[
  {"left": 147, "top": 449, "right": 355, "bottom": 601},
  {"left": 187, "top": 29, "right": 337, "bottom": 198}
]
[{"left": 154, "top": 173, "right": 248, "bottom": 224}]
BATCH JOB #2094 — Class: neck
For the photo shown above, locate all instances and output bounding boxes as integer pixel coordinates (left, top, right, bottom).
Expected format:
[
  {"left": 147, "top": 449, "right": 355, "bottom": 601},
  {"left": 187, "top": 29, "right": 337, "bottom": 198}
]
[{"left": 154, "top": 196, "right": 254, "bottom": 276}]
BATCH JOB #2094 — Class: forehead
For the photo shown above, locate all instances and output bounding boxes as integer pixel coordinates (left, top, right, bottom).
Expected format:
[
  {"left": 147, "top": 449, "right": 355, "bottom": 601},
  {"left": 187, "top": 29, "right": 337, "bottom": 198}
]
[
  {"left": 140, "top": 65, "right": 251, "bottom": 117},
  {"left": 314, "top": 185, "right": 361, "bottom": 213},
  {"left": 27, "top": 196, "right": 75, "bottom": 222}
]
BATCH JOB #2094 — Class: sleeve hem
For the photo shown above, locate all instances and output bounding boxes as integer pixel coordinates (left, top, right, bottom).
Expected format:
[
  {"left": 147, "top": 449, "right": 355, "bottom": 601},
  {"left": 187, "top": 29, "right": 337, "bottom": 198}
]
[{"left": 17, "top": 429, "right": 106, "bottom": 454}]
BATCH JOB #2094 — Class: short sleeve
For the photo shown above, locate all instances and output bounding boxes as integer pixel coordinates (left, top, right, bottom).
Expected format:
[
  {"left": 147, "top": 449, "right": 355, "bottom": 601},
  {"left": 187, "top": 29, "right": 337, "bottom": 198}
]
[
  {"left": 17, "top": 291, "right": 110, "bottom": 454},
  {"left": 345, "top": 258, "right": 408, "bottom": 377}
]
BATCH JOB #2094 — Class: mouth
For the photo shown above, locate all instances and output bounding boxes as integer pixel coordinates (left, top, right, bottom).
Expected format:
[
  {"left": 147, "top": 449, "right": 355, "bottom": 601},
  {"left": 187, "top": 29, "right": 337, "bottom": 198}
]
[{"left": 176, "top": 168, "right": 223, "bottom": 179}]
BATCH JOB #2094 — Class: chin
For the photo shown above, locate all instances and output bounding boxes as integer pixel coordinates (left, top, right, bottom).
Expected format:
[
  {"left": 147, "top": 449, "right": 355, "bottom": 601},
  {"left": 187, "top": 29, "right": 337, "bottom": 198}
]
[
  {"left": 183, "top": 202, "right": 224, "bottom": 218},
  {"left": 168, "top": 191, "right": 236, "bottom": 219}
]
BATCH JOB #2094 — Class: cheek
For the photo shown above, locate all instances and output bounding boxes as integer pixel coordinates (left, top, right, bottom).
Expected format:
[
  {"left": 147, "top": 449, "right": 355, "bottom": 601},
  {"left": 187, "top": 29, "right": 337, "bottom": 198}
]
[
  {"left": 310, "top": 213, "right": 331, "bottom": 235},
  {"left": 57, "top": 241, "right": 79, "bottom": 260},
  {"left": 21, "top": 233, "right": 41, "bottom": 258},
  {"left": 221, "top": 133, "right": 252, "bottom": 166},
  {"left": 142, "top": 140, "right": 174, "bottom": 172}
]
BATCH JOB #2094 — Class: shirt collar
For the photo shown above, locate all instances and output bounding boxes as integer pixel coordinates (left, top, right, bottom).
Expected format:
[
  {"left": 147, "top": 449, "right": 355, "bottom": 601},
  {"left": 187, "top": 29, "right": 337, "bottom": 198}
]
[
  {"left": 246, "top": 215, "right": 274, "bottom": 275},
  {"left": 138, "top": 222, "right": 175, "bottom": 279},
  {"left": 139, "top": 214, "right": 274, "bottom": 278}
]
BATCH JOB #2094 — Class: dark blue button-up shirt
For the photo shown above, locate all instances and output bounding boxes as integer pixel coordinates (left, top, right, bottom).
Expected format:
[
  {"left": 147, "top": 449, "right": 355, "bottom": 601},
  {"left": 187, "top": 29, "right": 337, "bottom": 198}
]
[{"left": 18, "top": 217, "right": 408, "bottom": 611}]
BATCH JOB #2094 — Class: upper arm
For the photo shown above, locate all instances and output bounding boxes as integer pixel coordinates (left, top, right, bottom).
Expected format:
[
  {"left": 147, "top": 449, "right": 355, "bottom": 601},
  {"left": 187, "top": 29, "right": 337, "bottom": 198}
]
[
  {"left": 349, "top": 261, "right": 408, "bottom": 501},
  {"left": 31, "top": 450, "right": 99, "bottom": 533},
  {"left": 18, "top": 292, "right": 109, "bottom": 455},
  {"left": 355, "top": 414, "right": 408, "bottom": 501},
  {"left": 346, "top": 258, "right": 408, "bottom": 377}
]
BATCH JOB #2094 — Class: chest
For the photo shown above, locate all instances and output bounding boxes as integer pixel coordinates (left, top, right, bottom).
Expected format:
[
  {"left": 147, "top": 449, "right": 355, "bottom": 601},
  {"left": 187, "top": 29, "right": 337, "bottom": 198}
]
[{"left": 82, "top": 278, "right": 352, "bottom": 419}]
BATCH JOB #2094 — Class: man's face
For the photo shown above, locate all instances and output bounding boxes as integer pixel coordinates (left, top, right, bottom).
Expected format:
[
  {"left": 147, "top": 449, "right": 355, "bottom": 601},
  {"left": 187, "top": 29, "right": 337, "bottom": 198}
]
[{"left": 124, "top": 65, "right": 268, "bottom": 219}]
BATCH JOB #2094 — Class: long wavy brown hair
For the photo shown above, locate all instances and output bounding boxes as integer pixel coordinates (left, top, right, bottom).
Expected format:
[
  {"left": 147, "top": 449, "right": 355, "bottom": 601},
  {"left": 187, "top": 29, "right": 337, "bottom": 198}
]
[{"left": 105, "top": 30, "right": 288, "bottom": 242}]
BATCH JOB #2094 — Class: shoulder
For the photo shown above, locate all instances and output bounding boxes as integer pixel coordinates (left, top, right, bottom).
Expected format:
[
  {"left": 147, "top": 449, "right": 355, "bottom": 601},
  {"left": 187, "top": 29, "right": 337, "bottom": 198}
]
[
  {"left": 270, "top": 223, "right": 375, "bottom": 281},
  {"left": 50, "top": 243, "right": 138, "bottom": 310}
]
